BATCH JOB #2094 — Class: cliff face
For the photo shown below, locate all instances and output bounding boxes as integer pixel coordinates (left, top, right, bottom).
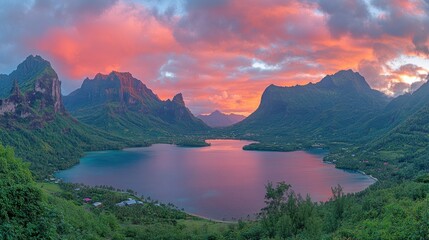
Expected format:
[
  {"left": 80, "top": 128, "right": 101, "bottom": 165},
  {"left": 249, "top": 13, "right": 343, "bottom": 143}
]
[
  {"left": 33, "top": 71, "right": 63, "bottom": 113},
  {"left": 63, "top": 72, "right": 209, "bottom": 137},
  {"left": 0, "top": 55, "right": 64, "bottom": 119},
  {"left": 64, "top": 71, "right": 161, "bottom": 113}
]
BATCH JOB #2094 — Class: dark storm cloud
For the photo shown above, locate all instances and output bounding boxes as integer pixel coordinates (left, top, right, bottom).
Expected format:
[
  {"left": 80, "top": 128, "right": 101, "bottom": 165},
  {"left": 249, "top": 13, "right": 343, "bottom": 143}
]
[
  {"left": 316, "top": 0, "right": 377, "bottom": 38},
  {"left": 313, "top": 0, "right": 429, "bottom": 55}
]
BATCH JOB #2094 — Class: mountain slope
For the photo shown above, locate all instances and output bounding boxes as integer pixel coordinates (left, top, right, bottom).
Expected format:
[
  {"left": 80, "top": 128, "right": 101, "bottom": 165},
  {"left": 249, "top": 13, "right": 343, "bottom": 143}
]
[
  {"left": 63, "top": 72, "right": 209, "bottom": 140},
  {"left": 324, "top": 75, "right": 429, "bottom": 180},
  {"left": 198, "top": 110, "right": 246, "bottom": 127},
  {"left": 0, "top": 55, "right": 135, "bottom": 177},
  {"left": 364, "top": 77, "right": 429, "bottom": 131},
  {"left": 231, "top": 70, "right": 389, "bottom": 142},
  {"left": 360, "top": 77, "right": 429, "bottom": 179}
]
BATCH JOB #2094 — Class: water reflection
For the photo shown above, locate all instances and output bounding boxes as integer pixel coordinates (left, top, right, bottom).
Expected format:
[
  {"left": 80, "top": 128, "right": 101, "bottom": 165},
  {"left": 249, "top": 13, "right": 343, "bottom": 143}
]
[{"left": 56, "top": 140, "right": 375, "bottom": 220}]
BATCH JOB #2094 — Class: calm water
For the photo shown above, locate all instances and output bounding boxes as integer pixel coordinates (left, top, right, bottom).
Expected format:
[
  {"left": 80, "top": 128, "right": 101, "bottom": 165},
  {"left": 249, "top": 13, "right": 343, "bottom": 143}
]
[{"left": 56, "top": 140, "right": 375, "bottom": 220}]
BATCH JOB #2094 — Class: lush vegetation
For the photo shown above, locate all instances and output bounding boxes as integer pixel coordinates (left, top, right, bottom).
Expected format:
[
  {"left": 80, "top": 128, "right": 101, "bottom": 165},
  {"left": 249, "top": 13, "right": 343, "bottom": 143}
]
[
  {"left": 0, "top": 115, "right": 142, "bottom": 178},
  {"left": 0, "top": 145, "right": 61, "bottom": 239},
  {"left": 0, "top": 146, "right": 229, "bottom": 239},
  {"left": 2, "top": 147, "right": 428, "bottom": 239},
  {"left": 243, "top": 142, "right": 304, "bottom": 152},
  {"left": 325, "top": 104, "right": 429, "bottom": 182},
  {"left": 67, "top": 102, "right": 208, "bottom": 140},
  {"left": 224, "top": 181, "right": 429, "bottom": 240}
]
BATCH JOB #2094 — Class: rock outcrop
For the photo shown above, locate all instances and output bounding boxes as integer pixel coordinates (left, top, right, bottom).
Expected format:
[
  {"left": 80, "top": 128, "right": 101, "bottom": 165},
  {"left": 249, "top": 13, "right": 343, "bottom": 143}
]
[
  {"left": 0, "top": 55, "right": 64, "bottom": 118},
  {"left": 63, "top": 71, "right": 208, "bottom": 137}
]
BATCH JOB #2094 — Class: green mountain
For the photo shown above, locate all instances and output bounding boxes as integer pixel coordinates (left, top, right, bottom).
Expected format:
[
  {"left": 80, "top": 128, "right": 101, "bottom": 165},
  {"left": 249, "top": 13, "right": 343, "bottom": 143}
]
[
  {"left": 331, "top": 76, "right": 429, "bottom": 180},
  {"left": 228, "top": 68, "right": 428, "bottom": 180},
  {"left": 365, "top": 77, "right": 429, "bottom": 131},
  {"left": 63, "top": 71, "right": 209, "bottom": 141},
  {"left": 0, "top": 55, "right": 135, "bottom": 178},
  {"left": 0, "top": 55, "right": 60, "bottom": 98},
  {"left": 231, "top": 70, "right": 389, "bottom": 143}
]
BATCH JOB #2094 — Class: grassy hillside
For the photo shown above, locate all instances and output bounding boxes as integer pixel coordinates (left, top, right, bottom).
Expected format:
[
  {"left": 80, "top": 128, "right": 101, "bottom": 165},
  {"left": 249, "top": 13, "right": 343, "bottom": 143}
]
[
  {"left": 327, "top": 104, "right": 429, "bottom": 181},
  {"left": 0, "top": 114, "right": 141, "bottom": 178},
  {"left": 72, "top": 102, "right": 209, "bottom": 141}
]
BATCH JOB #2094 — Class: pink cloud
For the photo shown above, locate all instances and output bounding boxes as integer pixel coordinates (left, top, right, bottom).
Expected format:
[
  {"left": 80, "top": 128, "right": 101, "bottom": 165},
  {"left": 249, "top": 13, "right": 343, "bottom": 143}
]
[
  {"left": 36, "top": 2, "right": 178, "bottom": 81},
  {"left": 25, "top": 0, "right": 429, "bottom": 115}
]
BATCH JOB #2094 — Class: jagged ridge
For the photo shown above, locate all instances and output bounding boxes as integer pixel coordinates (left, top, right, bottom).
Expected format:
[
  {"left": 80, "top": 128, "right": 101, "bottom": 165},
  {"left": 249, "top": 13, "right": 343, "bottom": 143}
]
[{"left": 63, "top": 71, "right": 208, "bottom": 139}]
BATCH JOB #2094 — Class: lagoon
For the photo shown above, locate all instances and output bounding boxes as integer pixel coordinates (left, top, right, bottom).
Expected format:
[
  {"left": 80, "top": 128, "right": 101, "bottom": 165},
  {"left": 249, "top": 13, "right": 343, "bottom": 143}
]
[{"left": 56, "top": 140, "right": 375, "bottom": 220}]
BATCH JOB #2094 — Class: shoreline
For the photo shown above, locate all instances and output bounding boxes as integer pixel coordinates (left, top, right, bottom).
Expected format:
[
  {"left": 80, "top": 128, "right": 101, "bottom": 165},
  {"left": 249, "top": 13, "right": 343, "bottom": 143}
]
[
  {"left": 323, "top": 160, "right": 379, "bottom": 183},
  {"left": 356, "top": 170, "right": 379, "bottom": 182},
  {"left": 187, "top": 213, "right": 238, "bottom": 224}
]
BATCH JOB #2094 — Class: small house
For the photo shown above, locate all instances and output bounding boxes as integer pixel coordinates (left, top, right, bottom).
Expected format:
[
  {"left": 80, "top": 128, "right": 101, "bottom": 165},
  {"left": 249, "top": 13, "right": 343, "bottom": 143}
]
[
  {"left": 115, "top": 198, "right": 144, "bottom": 207},
  {"left": 125, "top": 198, "right": 137, "bottom": 205}
]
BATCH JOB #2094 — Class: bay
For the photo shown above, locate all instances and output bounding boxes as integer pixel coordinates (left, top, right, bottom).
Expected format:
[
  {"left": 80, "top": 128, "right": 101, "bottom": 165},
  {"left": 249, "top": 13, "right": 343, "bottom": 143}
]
[{"left": 56, "top": 139, "right": 375, "bottom": 220}]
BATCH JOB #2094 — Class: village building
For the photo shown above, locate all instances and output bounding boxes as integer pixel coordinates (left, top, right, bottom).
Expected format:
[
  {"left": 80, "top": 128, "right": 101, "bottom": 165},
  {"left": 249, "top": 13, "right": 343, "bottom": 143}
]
[{"left": 115, "top": 198, "right": 143, "bottom": 207}]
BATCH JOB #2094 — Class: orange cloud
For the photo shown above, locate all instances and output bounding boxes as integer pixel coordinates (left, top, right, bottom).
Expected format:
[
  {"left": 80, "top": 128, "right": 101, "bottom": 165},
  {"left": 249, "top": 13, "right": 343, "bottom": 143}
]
[
  {"left": 27, "top": 0, "right": 429, "bottom": 115},
  {"left": 37, "top": 2, "right": 178, "bottom": 80}
]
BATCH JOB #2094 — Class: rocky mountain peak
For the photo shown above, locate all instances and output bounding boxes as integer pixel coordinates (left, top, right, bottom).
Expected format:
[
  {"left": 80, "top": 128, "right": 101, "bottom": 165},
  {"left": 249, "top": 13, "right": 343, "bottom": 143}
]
[
  {"left": 0, "top": 55, "right": 64, "bottom": 117},
  {"left": 90, "top": 71, "right": 149, "bottom": 91},
  {"left": 110, "top": 71, "right": 133, "bottom": 79},
  {"left": 211, "top": 110, "right": 222, "bottom": 115},
  {"left": 65, "top": 71, "right": 163, "bottom": 112},
  {"left": 172, "top": 93, "right": 185, "bottom": 105},
  {"left": 18, "top": 55, "right": 51, "bottom": 71},
  {"left": 319, "top": 69, "right": 371, "bottom": 91}
]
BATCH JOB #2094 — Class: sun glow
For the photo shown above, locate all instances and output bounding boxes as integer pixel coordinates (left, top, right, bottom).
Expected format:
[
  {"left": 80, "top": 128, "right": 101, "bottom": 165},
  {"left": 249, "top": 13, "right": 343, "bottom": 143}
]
[{"left": 399, "top": 75, "right": 422, "bottom": 85}]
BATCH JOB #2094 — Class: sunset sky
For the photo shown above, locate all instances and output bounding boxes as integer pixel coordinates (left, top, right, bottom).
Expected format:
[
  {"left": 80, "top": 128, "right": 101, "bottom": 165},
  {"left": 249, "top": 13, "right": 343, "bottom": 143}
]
[{"left": 0, "top": 0, "right": 428, "bottom": 115}]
